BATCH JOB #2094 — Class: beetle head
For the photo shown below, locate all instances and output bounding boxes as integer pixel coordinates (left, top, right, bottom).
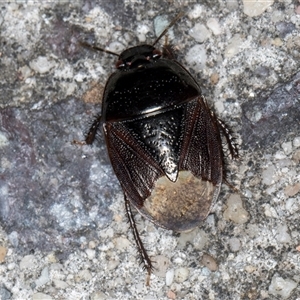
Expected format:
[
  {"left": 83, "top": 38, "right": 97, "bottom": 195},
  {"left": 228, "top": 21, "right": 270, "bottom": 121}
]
[{"left": 116, "top": 45, "right": 162, "bottom": 70}]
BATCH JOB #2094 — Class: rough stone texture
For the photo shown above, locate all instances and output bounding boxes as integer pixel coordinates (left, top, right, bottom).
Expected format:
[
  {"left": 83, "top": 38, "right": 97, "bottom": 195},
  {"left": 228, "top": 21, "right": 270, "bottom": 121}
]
[{"left": 0, "top": 1, "right": 299, "bottom": 299}]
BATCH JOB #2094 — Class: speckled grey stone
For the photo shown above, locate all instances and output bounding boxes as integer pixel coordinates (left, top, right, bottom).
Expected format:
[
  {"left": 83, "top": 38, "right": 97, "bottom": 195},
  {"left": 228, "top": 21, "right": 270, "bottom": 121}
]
[{"left": 0, "top": 1, "right": 299, "bottom": 299}]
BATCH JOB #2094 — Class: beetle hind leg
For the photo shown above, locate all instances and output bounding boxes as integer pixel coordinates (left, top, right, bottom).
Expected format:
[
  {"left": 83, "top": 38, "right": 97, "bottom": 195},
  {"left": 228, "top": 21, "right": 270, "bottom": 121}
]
[{"left": 125, "top": 196, "right": 153, "bottom": 284}]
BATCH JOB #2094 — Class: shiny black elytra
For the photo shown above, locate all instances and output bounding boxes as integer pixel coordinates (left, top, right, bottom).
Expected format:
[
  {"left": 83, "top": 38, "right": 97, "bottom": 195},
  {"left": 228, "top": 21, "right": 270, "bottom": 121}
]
[{"left": 83, "top": 14, "right": 238, "bottom": 282}]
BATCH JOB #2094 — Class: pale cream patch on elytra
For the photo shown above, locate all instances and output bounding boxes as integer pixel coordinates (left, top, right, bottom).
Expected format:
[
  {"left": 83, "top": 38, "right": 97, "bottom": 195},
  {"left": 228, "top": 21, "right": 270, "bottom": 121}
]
[{"left": 138, "top": 171, "right": 221, "bottom": 232}]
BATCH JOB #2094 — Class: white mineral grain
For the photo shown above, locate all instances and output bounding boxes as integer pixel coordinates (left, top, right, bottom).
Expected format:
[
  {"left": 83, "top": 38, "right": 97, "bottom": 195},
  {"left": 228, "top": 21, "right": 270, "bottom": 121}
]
[
  {"left": 225, "top": 34, "right": 244, "bottom": 58},
  {"left": 187, "top": 4, "right": 203, "bottom": 19},
  {"left": 269, "top": 275, "right": 297, "bottom": 299},
  {"left": 243, "top": 0, "right": 274, "bottom": 17},
  {"left": 85, "top": 248, "right": 96, "bottom": 260},
  {"left": 154, "top": 15, "right": 169, "bottom": 38},
  {"left": 226, "top": 0, "right": 239, "bottom": 10},
  {"left": 18, "top": 65, "right": 33, "bottom": 80},
  {"left": 285, "top": 197, "right": 296, "bottom": 213},
  {"left": 192, "top": 229, "right": 208, "bottom": 250},
  {"left": 185, "top": 44, "right": 207, "bottom": 70},
  {"left": 177, "top": 228, "right": 199, "bottom": 249},
  {"left": 20, "top": 254, "right": 37, "bottom": 270},
  {"left": 136, "top": 24, "right": 150, "bottom": 42},
  {"left": 206, "top": 18, "right": 222, "bottom": 35},
  {"left": 29, "top": 56, "right": 56, "bottom": 74},
  {"left": 189, "top": 23, "right": 211, "bottom": 43},
  {"left": 108, "top": 41, "right": 125, "bottom": 54},
  {"left": 281, "top": 141, "right": 293, "bottom": 155},
  {"left": 263, "top": 203, "right": 279, "bottom": 218},
  {"left": 166, "top": 269, "right": 174, "bottom": 286},
  {"left": 107, "top": 259, "right": 120, "bottom": 271}
]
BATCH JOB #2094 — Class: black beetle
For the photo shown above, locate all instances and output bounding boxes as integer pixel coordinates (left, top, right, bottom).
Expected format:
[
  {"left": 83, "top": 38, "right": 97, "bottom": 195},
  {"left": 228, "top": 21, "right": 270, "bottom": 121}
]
[{"left": 82, "top": 13, "right": 239, "bottom": 281}]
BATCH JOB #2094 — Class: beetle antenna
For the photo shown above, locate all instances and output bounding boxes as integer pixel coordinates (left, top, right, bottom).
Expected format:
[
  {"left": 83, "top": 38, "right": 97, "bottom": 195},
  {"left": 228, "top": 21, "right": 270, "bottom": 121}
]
[
  {"left": 152, "top": 11, "right": 184, "bottom": 47},
  {"left": 80, "top": 41, "right": 119, "bottom": 57}
]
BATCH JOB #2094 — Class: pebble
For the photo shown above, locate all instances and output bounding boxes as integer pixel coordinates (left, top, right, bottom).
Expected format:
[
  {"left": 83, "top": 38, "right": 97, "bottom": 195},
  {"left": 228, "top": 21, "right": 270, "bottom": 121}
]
[
  {"left": 8, "top": 231, "right": 19, "bottom": 248},
  {"left": 166, "top": 290, "right": 176, "bottom": 299},
  {"left": 32, "top": 293, "right": 53, "bottom": 300},
  {"left": 243, "top": 0, "right": 274, "bottom": 17},
  {"left": 114, "top": 236, "right": 131, "bottom": 251},
  {"left": 206, "top": 18, "right": 221, "bottom": 35},
  {"left": 261, "top": 165, "right": 277, "bottom": 185},
  {"left": 284, "top": 183, "right": 300, "bottom": 197},
  {"left": 20, "top": 255, "right": 37, "bottom": 270},
  {"left": 281, "top": 141, "right": 293, "bottom": 155},
  {"left": 272, "top": 37, "right": 283, "bottom": 47},
  {"left": 223, "top": 194, "right": 249, "bottom": 224},
  {"left": 75, "top": 269, "right": 92, "bottom": 282},
  {"left": 185, "top": 44, "right": 207, "bottom": 70},
  {"left": 0, "top": 246, "right": 7, "bottom": 263},
  {"left": 292, "top": 149, "right": 300, "bottom": 163},
  {"left": 264, "top": 203, "right": 279, "bottom": 218},
  {"left": 192, "top": 229, "right": 209, "bottom": 250},
  {"left": 90, "top": 291, "right": 109, "bottom": 300},
  {"left": 166, "top": 269, "right": 175, "bottom": 286},
  {"left": 35, "top": 267, "right": 50, "bottom": 288},
  {"left": 210, "top": 72, "right": 219, "bottom": 85},
  {"left": 189, "top": 23, "right": 211, "bottom": 43},
  {"left": 174, "top": 267, "right": 189, "bottom": 283},
  {"left": 29, "top": 56, "right": 56, "bottom": 74},
  {"left": 293, "top": 136, "right": 300, "bottom": 148},
  {"left": 269, "top": 275, "right": 297, "bottom": 299},
  {"left": 53, "top": 279, "right": 69, "bottom": 289},
  {"left": 201, "top": 253, "right": 218, "bottom": 271},
  {"left": 276, "top": 224, "right": 291, "bottom": 244}
]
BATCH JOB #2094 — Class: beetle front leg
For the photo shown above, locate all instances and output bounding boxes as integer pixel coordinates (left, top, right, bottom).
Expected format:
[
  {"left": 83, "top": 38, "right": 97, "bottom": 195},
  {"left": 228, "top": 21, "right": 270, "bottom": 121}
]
[{"left": 124, "top": 196, "right": 153, "bottom": 285}]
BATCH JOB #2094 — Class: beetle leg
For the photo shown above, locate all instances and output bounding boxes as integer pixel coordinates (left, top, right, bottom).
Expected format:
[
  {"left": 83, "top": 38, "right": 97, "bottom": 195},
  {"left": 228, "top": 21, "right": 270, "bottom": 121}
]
[
  {"left": 124, "top": 196, "right": 153, "bottom": 282},
  {"left": 216, "top": 117, "right": 239, "bottom": 160},
  {"left": 85, "top": 114, "right": 102, "bottom": 145}
]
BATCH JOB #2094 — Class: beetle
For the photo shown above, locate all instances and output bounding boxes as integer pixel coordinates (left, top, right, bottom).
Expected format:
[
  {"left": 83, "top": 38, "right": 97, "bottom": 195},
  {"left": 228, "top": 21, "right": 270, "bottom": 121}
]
[{"left": 82, "top": 13, "right": 239, "bottom": 281}]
